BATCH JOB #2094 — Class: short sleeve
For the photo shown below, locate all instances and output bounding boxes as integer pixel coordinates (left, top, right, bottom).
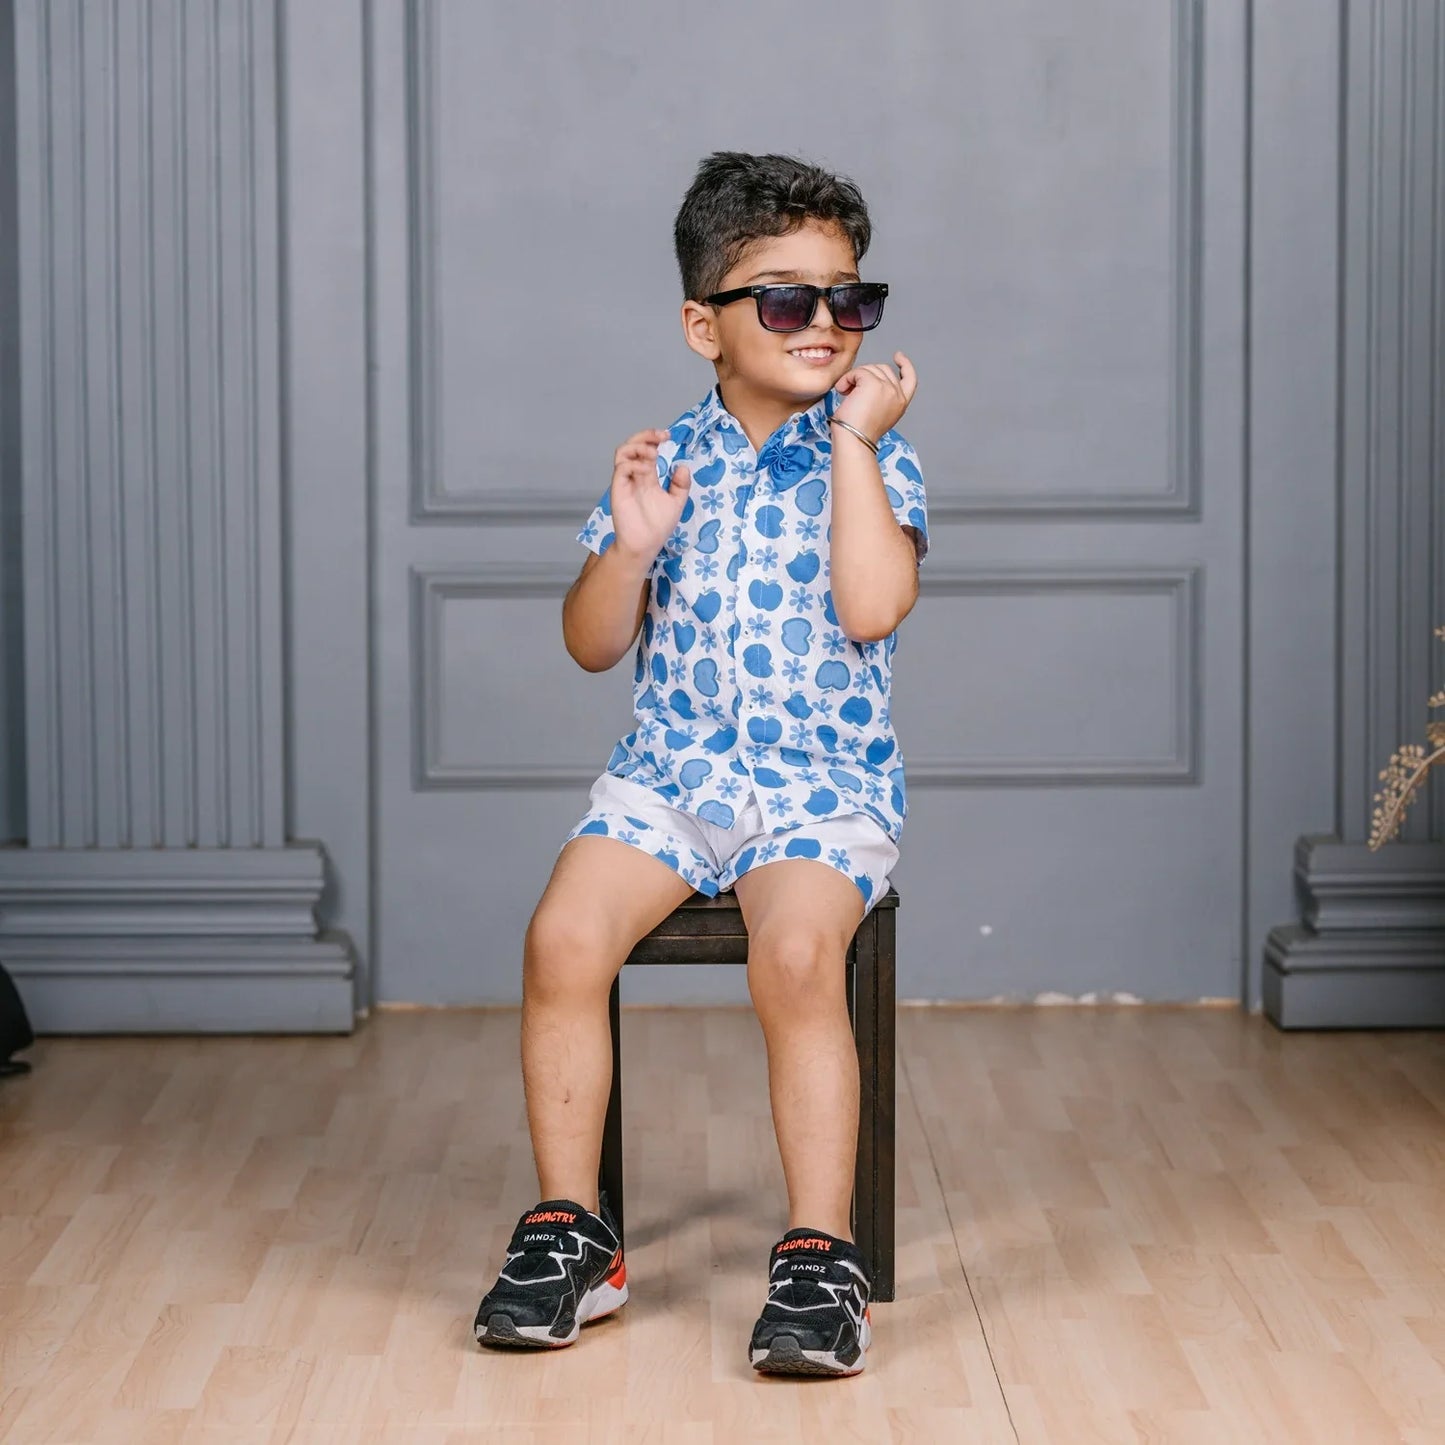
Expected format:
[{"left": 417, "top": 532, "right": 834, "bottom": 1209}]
[
  {"left": 575, "top": 487, "right": 616, "bottom": 557},
  {"left": 877, "top": 431, "right": 929, "bottom": 564},
  {"left": 575, "top": 435, "right": 684, "bottom": 557}
]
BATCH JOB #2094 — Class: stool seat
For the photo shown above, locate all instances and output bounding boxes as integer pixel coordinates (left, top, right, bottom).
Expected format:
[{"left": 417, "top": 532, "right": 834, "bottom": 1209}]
[{"left": 600, "top": 885, "right": 897, "bottom": 1301}]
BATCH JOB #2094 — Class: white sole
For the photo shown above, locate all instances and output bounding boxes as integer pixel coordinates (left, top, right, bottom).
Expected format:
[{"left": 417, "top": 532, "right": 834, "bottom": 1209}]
[
  {"left": 476, "top": 1278, "right": 629, "bottom": 1349},
  {"left": 750, "top": 1315, "right": 871, "bottom": 1376}
]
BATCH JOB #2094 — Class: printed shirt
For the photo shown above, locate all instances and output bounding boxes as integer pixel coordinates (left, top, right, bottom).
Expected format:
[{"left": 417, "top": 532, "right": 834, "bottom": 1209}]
[{"left": 576, "top": 384, "right": 929, "bottom": 843}]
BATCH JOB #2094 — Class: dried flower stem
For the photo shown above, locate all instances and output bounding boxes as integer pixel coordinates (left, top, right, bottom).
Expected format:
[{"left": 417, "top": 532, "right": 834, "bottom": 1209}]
[{"left": 1368, "top": 624, "right": 1445, "bottom": 849}]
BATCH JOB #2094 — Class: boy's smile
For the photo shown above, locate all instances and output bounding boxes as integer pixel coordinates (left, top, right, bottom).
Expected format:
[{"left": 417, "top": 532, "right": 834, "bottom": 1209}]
[{"left": 681, "top": 220, "right": 867, "bottom": 449}]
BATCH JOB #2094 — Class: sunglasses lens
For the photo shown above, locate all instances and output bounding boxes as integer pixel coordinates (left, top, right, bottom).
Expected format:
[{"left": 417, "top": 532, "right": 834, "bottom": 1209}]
[
  {"left": 757, "top": 286, "right": 816, "bottom": 331},
  {"left": 832, "top": 284, "right": 886, "bottom": 330}
]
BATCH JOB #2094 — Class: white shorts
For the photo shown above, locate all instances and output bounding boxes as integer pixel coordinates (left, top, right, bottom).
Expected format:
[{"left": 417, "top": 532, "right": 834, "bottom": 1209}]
[{"left": 562, "top": 772, "right": 900, "bottom": 915}]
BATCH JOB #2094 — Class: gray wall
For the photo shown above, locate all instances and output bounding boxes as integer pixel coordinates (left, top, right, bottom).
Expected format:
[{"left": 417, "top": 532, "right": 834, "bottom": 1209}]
[
  {"left": 0, "top": 0, "right": 22, "bottom": 846},
  {"left": 0, "top": 0, "right": 1439, "bottom": 1028}
]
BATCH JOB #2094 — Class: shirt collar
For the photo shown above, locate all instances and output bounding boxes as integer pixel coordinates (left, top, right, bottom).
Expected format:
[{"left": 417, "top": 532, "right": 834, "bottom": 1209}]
[{"left": 694, "top": 384, "right": 839, "bottom": 448}]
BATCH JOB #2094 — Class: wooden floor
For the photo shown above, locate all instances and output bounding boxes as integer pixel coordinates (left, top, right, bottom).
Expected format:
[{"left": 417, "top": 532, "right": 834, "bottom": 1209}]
[{"left": 2, "top": 1008, "right": 1444, "bottom": 1444}]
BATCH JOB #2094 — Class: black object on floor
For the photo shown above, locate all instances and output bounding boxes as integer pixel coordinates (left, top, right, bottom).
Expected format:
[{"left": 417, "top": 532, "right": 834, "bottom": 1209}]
[{"left": 0, "top": 961, "right": 34, "bottom": 1077}]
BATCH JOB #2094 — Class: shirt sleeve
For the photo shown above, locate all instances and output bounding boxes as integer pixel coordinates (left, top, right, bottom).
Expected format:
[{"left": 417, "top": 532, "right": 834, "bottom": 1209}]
[
  {"left": 575, "top": 435, "right": 684, "bottom": 558},
  {"left": 877, "top": 431, "right": 930, "bottom": 564}
]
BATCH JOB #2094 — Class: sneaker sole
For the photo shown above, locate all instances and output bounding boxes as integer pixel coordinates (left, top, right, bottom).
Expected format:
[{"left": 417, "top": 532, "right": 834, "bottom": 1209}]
[
  {"left": 475, "top": 1278, "right": 628, "bottom": 1349},
  {"left": 750, "top": 1318, "right": 870, "bottom": 1377}
]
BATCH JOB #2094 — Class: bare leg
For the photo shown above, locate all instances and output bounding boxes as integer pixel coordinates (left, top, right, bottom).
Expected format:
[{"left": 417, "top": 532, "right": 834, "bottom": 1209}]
[
  {"left": 732, "top": 860, "right": 865, "bottom": 1241},
  {"left": 521, "top": 837, "right": 694, "bottom": 1211}
]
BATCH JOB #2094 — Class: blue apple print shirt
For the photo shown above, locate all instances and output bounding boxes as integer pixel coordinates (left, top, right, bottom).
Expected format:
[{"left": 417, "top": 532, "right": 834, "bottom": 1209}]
[{"left": 576, "top": 384, "right": 929, "bottom": 844}]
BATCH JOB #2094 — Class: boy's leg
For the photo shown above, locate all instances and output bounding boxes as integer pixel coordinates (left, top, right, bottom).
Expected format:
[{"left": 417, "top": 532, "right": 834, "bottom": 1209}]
[
  {"left": 732, "top": 859, "right": 865, "bottom": 1241},
  {"left": 522, "top": 835, "right": 695, "bottom": 1211}
]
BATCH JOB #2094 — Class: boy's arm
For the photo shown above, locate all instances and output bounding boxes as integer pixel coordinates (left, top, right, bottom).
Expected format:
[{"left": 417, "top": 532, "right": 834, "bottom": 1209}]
[
  {"left": 827, "top": 352, "right": 930, "bottom": 644},
  {"left": 828, "top": 434, "right": 921, "bottom": 644},
  {"left": 562, "top": 548, "right": 653, "bottom": 673},
  {"left": 564, "top": 427, "right": 693, "bottom": 672}
]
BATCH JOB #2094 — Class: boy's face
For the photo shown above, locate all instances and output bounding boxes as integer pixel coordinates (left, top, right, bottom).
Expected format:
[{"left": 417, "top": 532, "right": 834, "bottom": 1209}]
[{"left": 682, "top": 220, "right": 865, "bottom": 408}]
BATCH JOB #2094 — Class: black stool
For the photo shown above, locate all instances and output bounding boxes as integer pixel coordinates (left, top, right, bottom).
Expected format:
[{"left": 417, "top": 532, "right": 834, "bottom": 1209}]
[{"left": 599, "top": 886, "right": 898, "bottom": 1301}]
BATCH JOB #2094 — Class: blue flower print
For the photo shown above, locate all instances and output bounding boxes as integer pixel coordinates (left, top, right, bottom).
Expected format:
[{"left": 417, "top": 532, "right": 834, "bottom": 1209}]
[
  {"left": 828, "top": 847, "right": 852, "bottom": 871},
  {"left": 758, "top": 841, "right": 780, "bottom": 862},
  {"left": 574, "top": 384, "right": 928, "bottom": 846}
]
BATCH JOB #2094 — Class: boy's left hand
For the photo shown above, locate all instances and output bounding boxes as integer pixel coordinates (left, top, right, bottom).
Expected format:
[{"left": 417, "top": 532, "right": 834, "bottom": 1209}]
[{"left": 833, "top": 351, "right": 918, "bottom": 443}]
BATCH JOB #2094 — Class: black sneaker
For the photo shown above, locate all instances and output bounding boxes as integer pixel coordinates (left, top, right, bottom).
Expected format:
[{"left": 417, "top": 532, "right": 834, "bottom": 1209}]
[
  {"left": 749, "top": 1227, "right": 872, "bottom": 1376},
  {"left": 474, "top": 1197, "right": 627, "bottom": 1349}
]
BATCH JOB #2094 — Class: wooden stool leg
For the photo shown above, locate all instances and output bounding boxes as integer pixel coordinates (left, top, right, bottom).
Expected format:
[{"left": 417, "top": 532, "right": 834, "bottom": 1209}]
[
  {"left": 874, "top": 902, "right": 896, "bottom": 1302},
  {"left": 599, "top": 975, "right": 625, "bottom": 1245},
  {"left": 851, "top": 906, "right": 895, "bottom": 1301}
]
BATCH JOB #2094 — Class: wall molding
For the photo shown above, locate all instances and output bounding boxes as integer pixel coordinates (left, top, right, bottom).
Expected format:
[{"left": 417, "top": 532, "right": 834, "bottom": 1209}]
[
  {"left": 403, "top": 0, "right": 1204, "bottom": 525},
  {"left": 1263, "top": 837, "right": 1445, "bottom": 1027},
  {"left": 908, "top": 565, "right": 1201, "bottom": 784},
  {"left": 411, "top": 565, "right": 588, "bottom": 788},
  {"left": 0, "top": 842, "right": 355, "bottom": 1032}
]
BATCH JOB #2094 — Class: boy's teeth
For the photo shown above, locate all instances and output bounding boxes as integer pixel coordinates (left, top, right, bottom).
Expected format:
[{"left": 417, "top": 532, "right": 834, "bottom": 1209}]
[{"left": 791, "top": 348, "right": 832, "bottom": 358}]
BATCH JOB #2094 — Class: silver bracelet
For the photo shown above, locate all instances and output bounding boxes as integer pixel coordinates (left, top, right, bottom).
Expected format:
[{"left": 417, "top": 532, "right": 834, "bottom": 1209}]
[{"left": 828, "top": 416, "right": 879, "bottom": 455}]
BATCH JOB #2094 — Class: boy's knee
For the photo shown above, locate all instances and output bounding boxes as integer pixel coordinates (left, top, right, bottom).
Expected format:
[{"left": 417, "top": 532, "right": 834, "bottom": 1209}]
[
  {"left": 524, "top": 903, "right": 616, "bottom": 1001},
  {"left": 747, "top": 931, "right": 846, "bottom": 1007}
]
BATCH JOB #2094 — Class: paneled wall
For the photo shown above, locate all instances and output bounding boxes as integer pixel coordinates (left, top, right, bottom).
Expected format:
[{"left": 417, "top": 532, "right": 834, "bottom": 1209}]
[
  {"left": 0, "top": 0, "right": 1439, "bottom": 1027},
  {"left": 0, "top": 0, "right": 354, "bottom": 1029}
]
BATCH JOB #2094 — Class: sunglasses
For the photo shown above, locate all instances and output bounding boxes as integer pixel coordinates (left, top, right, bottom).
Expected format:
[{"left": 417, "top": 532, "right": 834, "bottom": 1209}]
[{"left": 702, "top": 282, "right": 889, "bottom": 333}]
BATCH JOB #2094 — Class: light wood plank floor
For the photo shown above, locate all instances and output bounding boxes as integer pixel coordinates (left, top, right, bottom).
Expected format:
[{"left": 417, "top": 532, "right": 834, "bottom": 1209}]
[{"left": 1, "top": 1007, "right": 1443, "bottom": 1443}]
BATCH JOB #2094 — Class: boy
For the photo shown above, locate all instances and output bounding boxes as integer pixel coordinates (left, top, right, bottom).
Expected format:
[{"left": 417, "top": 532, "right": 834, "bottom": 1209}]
[{"left": 474, "top": 152, "right": 928, "bottom": 1377}]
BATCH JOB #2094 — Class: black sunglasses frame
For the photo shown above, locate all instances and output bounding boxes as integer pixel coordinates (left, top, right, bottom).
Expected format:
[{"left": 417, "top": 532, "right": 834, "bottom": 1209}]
[{"left": 702, "top": 282, "right": 890, "bottom": 333}]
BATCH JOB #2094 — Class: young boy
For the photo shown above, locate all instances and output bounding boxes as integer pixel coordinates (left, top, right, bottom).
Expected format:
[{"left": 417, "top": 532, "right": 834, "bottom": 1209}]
[{"left": 474, "top": 152, "right": 928, "bottom": 1377}]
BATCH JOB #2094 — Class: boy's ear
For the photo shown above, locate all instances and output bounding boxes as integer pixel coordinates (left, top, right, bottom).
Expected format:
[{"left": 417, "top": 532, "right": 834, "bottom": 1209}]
[{"left": 681, "top": 299, "right": 722, "bottom": 362}]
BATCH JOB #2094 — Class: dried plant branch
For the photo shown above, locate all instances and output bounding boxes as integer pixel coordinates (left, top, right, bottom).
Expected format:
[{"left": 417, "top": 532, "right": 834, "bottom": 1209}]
[{"left": 1368, "top": 622, "right": 1445, "bottom": 849}]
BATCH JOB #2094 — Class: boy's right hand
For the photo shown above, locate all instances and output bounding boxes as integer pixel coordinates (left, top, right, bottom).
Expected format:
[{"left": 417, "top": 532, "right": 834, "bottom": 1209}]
[{"left": 609, "top": 429, "right": 692, "bottom": 566}]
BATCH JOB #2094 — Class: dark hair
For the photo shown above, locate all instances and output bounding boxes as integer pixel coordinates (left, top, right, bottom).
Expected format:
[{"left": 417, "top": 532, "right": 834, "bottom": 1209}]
[{"left": 673, "top": 151, "right": 872, "bottom": 300}]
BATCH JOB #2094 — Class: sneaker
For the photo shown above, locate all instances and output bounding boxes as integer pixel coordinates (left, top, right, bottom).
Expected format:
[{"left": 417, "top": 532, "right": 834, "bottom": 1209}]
[
  {"left": 473, "top": 1196, "right": 627, "bottom": 1348},
  {"left": 749, "top": 1227, "right": 872, "bottom": 1376}
]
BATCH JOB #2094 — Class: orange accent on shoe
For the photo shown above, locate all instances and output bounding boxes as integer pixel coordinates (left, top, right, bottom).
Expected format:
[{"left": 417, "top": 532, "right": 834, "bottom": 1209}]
[
  {"left": 777, "top": 1236, "right": 834, "bottom": 1253},
  {"left": 524, "top": 1210, "right": 577, "bottom": 1225},
  {"left": 604, "top": 1249, "right": 627, "bottom": 1287},
  {"left": 865, "top": 1306, "right": 872, "bottom": 1321}
]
